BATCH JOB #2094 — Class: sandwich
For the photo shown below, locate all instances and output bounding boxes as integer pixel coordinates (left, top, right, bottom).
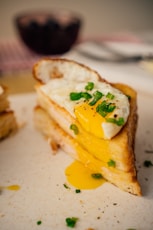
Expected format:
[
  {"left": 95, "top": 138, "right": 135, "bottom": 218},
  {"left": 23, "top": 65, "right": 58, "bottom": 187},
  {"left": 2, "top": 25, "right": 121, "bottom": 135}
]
[
  {"left": 33, "top": 58, "right": 141, "bottom": 196},
  {"left": 0, "top": 84, "right": 17, "bottom": 140}
]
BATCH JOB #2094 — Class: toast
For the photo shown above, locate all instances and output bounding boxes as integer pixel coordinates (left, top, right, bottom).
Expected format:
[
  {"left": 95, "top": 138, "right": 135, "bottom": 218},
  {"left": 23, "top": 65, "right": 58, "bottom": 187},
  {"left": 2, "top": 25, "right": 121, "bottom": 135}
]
[
  {"left": 0, "top": 84, "right": 9, "bottom": 112},
  {"left": 33, "top": 58, "right": 141, "bottom": 196},
  {"left": 0, "top": 85, "right": 17, "bottom": 140}
]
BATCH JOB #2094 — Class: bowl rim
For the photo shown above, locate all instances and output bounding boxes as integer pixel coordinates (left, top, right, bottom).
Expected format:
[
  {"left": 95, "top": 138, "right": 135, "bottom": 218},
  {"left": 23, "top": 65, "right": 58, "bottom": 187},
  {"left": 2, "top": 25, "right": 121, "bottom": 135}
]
[{"left": 14, "top": 8, "right": 83, "bottom": 25}]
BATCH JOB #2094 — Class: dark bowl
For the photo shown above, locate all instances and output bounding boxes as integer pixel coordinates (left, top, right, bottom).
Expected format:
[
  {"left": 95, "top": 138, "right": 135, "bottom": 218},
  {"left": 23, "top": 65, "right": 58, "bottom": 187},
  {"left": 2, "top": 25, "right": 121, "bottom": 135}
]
[{"left": 14, "top": 10, "right": 82, "bottom": 55}]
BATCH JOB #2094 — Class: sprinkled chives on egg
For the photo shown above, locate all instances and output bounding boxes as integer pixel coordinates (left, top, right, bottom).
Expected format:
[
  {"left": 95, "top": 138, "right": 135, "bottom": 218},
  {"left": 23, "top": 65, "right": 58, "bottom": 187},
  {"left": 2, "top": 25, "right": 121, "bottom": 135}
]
[{"left": 41, "top": 78, "right": 130, "bottom": 139}]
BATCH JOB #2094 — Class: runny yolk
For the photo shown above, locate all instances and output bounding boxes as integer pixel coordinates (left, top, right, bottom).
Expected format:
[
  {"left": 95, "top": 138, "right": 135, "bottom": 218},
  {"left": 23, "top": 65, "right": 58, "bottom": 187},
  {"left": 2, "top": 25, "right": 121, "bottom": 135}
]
[
  {"left": 74, "top": 101, "right": 105, "bottom": 139},
  {"left": 65, "top": 160, "right": 105, "bottom": 189}
]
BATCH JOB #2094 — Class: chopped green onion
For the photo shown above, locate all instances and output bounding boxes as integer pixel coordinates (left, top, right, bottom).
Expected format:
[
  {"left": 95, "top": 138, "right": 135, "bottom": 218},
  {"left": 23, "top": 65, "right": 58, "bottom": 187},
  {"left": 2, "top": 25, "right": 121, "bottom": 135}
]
[
  {"left": 70, "top": 124, "right": 79, "bottom": 135},
  {"left": 89, "top": 91, "right": 104, "bottom": 106},
  {"left": 96, "top": 108, "right": 107, "bottom": 117},
  {"left": 70, "top": 92, "right": 82, "bottom": 101},
  {"left": 85, "top": 82, "right": 94, "bottom": 91},
  {"left": 116, "top": 117, "right": 125, "bottom": 126},
  {"left": 106, "top": 117, "right": 125, "bottom": 126},
  {"left": 81, "top": 92, "right": 92, "bottom": 100},
  {"left": 75, "top": 189, "right": 81, "bottom": 193},
  {"left": 143, "top": 160, "right": 153, "bottom": 167},
  {"left": 96, "top": 100, "right": 116, "bottom": 117},
  {"left": 91, "top": 173, "right": 103, "bottom": 179},
  {"left": 63, "top": 183, "right": 70, "bottom": 189},
  {"left": 37, "top": 220, "right": 42, "bottom": 225},
  {"left": 106, "top": 92, "right": 115, "bottom": 100},
  {"left": 65, "top": 217, "right": 78, "bottom": 228},
  {"left": 107, "top": 159, "right": 116, "bottom": 167},
  {"left": 69, "top": 92, "right": 92, "bottom": 101}
]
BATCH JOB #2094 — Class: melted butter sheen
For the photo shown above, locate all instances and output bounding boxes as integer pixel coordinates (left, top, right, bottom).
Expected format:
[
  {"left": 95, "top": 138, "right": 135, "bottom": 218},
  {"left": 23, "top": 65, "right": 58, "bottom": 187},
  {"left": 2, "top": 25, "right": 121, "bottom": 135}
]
[{"left": 65, "top": 161, "right": 105, "bottom": 189}]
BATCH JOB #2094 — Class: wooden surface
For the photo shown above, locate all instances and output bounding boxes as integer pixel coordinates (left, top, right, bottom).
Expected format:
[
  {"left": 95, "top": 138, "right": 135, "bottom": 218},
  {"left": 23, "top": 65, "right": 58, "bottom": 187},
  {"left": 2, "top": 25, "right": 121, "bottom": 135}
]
[{"left": 0, "top": 71, "right": 36, "bottom": 94}]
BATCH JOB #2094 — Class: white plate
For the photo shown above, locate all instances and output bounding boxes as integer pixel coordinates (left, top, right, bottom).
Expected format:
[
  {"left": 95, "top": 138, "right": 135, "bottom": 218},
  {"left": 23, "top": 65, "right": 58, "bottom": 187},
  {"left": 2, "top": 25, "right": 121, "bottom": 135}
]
[{"left": 0, "top": 57, "right": 153, "bottom": 230}]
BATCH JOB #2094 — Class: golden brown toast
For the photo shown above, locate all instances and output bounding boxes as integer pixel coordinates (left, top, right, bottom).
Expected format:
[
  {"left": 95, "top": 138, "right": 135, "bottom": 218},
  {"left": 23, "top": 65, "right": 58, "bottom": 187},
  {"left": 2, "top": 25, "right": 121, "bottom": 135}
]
[
  {"left": 0, "top": 84, "right": 17, "bottom": 140},
  {"left": 0, "top": 111, "right": 17, "bottom": 140},
  {"left": 33, "top": 58, "right": 141, "bottom": 196},
  {"left": 0, "top": 85, "right": 9, "bottom": 113}
]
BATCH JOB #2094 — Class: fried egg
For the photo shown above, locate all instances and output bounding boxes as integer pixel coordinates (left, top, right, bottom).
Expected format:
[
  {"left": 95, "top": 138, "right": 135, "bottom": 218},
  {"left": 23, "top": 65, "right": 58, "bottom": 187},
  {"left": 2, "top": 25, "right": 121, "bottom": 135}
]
[{"left": 40, "top": 78, "right": 130, "bottom": 139}]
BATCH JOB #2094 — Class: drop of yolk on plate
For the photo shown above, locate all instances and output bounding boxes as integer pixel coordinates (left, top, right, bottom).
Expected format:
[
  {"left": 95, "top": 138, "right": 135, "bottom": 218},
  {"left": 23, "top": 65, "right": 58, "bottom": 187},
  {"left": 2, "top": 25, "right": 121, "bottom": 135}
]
[
  {"left": 6, "top": 185, "right": 20, "bottom": 191},
  {"left": 65, "top": 160, "right": 105, "bottom": 189}
]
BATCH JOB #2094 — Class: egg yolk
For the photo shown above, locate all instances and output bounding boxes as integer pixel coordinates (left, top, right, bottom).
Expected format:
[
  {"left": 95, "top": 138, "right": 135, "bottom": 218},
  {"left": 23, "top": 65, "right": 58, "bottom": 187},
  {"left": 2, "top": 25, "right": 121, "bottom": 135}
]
[
  {"left": 74, "top": 101, "right": 106, "bottom": 139},
  {"left": 65, "top": 160, "right": 105, "bottom": 189}
]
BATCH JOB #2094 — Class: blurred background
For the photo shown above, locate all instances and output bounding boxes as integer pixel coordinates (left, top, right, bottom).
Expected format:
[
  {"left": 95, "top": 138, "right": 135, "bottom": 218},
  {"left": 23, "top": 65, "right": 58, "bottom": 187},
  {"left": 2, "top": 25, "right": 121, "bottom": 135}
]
[
  {"left": 0, "top": 0, "right": 153, "bottom": 94},
  {"left": 0, "top": 0, "right": 153, "bottom": 40}
]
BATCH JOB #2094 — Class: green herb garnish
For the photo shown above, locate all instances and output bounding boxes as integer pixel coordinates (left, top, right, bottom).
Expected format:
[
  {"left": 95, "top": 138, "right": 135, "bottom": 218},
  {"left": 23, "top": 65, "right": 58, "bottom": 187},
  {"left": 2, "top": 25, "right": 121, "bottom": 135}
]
[
  {"left": 85, "top": 82, "right": 94, "bottom": 91},
  {"left": 96, "top": 100, "right": 116, "bottom": 117},
  {"left": 75, "top": 189, "right": 81, "bottom": 193},
  {"left": 91, "top": 173, "right": 103, "bottom": 179},
  {"left": 143, "top": 160, "right": 153, "bottom": 167},
  {"left": 70, "top": 92, "right": 92, "bottom": 101},
  {"left": 106, "top": 92, "right": 115, "bottom": 100},
  {"left": 63, "top": 183, "right": 70, "bottom": 189},
  {"left": 37, "top": 220, "right": 42, "bottom": 225},
  {"left": 70, "top": 124, "right": 79, "bottom": 135},
  {"left": 107, "top": 159, "right": 116, "bottom": 167},
  {"left": 69, "top": 92, "right": 82, "bottom": 101},
  {"left": 81, "top": 92, "right": 92, "bottom": 100},
  {"left": 89, "top": 91, "right": 104, "bottom": 106},
  {"left": 65, "top": 217, "right": 78, "bottom": 228},
  {"left": 106, "top": 117, "right": 124, "bottom": 126}
]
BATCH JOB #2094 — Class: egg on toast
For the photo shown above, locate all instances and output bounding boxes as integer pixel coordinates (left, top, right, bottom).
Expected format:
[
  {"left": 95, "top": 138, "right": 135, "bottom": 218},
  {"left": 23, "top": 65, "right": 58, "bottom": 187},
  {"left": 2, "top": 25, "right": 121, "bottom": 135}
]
[{"left": 33, "top": 58, "right": 141, "bottom": 196}]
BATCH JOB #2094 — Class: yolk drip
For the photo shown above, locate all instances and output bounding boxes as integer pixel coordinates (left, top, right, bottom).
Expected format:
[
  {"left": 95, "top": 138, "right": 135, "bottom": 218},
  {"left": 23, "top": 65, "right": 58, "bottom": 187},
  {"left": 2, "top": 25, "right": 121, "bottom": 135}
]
[
  {"left": 6, "top": 185, "right": 20, "bottom": 191},
  {"left": 74, "top": 101, "right": 105, "bottom": 138},
  {"left": 0, "top": 184, "right": 20, "bottom": 191},
  {"left": 65, "top": 160, "right": 105, "bottom": 189}
]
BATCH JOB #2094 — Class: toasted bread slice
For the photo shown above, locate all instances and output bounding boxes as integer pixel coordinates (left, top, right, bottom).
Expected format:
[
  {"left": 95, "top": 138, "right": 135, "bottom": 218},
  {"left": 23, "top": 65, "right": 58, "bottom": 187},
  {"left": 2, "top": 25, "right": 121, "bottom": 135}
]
[
  {"left": 34, "top": 105, "right": 141, "bottom": 195},
  {"left": 0, "top": 85, "right": 9, "bottom": 113},
  {"left": 0, "top": 84, "right": 17, "bottom": 140},
  {"left": 0, "top": 111, "right": 17, "bottom": 140},
  {"left": 33, "top": 58, "right": 141, "bottom": 196}
]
